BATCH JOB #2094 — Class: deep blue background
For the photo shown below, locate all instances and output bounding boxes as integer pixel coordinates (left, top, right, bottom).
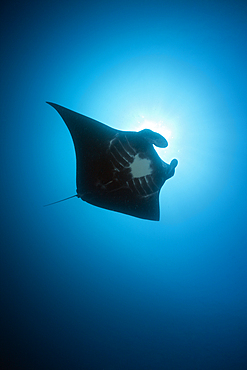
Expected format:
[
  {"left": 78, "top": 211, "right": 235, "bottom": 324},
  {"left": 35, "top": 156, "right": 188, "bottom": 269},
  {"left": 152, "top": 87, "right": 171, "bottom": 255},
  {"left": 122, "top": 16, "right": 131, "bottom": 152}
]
[{"left": 1, "top": 1, "right": 247, "bottom": 369}]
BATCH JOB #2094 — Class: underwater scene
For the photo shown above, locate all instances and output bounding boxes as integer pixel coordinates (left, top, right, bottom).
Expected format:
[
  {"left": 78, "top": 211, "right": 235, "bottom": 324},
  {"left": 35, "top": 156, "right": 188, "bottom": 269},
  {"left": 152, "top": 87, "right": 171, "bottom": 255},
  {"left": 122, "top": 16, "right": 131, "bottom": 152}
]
[{"left": 1, "top": 1, "right": 247, "bottom": 369}]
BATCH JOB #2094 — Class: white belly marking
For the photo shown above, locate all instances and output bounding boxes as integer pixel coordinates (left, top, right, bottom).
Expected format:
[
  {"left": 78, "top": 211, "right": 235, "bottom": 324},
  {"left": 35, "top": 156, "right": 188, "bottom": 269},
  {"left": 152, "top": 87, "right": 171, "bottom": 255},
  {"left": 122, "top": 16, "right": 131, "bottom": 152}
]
[{"left": 130, "top": 154, "right": 152, "bottom": 178}]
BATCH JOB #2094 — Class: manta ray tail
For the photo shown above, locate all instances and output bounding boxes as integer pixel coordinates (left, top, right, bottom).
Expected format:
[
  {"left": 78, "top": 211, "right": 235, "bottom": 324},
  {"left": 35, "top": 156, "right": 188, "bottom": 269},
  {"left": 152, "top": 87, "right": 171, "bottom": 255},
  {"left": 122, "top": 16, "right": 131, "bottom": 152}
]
[{"left": 43, "top": 195, "right": 78, "bottom": 207}]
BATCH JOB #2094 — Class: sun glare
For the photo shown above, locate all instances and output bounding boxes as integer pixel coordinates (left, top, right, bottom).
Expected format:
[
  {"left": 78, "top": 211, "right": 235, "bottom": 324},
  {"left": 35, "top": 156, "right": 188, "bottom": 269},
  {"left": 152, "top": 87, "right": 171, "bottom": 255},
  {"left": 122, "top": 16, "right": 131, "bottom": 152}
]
[
  {"left": 135, "top": 117, "right": 173, "bottom": 142},
  {"left": 131, "top": 112, "right": 181, "bottom": 161}
]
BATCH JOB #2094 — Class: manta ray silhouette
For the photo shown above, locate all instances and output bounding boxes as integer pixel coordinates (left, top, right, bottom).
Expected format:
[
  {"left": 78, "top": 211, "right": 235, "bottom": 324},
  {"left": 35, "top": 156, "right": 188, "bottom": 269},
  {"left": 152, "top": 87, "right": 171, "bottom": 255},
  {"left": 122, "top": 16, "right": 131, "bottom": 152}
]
[{"left": 47, "top": 102, "right": 178, "bottom": 221}]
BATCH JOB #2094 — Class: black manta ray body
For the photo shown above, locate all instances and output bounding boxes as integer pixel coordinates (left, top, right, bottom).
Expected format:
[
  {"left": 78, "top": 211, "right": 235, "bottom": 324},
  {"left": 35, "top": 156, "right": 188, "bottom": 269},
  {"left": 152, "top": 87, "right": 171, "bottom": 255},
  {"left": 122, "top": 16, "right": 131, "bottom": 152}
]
[{"left": 47, "top": 102, "right": 178, "bottom": 221}]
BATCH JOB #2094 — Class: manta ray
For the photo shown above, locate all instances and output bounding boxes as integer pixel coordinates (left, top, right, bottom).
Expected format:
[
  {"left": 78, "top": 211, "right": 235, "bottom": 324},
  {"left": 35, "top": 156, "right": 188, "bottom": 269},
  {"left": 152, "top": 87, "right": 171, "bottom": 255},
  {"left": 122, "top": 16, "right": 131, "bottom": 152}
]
[{"left": 47, "top": 102, "right": 178, "bottom": 220}]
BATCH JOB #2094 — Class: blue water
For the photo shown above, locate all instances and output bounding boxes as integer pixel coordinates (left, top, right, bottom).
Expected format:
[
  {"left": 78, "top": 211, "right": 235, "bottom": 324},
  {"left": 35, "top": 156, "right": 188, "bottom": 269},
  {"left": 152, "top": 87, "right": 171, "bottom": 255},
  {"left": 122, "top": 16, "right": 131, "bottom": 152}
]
[{"left": 1, "top": 1, "right": 247, "bottom": 369}]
